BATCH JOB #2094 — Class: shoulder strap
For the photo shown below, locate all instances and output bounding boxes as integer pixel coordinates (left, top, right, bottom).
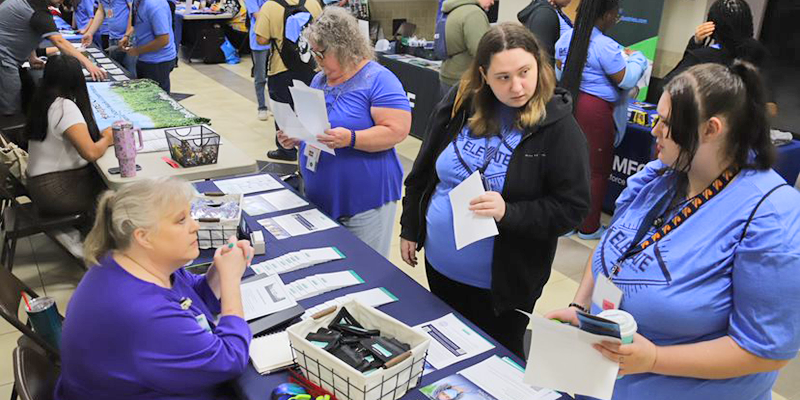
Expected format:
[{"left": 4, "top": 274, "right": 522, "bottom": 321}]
[{"left": 739, "top": 183, "right": 790, "bottom": 244}]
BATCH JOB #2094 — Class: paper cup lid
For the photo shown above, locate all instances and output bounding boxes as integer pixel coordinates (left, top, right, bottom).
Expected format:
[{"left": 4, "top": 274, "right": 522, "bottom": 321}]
[{"left": 598, "top": 309, "right": 637, "bottom": 337}]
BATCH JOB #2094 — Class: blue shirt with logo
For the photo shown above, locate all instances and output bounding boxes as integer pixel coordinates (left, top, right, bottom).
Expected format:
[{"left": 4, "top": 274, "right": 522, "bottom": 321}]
[
  {"left": 74, "top": 0, "right": 96, "bottom": 31},
  {"left": 299, "top": 61, "right": 411, "bottom": 220},
  {"left": 555, "top": 27, "right": 625, "bottom": 103},
  {"left": 98, "top": 0, "right": 131, "bottom": 39},
  {"left": 425, "top": 107, "right": 522, "bottom": 289},
  {"left": 580, "top": 160, "right": 800, "bottom": 400},
  {"left": 133, "top": 0, "right": 176, "bottom": 63}
]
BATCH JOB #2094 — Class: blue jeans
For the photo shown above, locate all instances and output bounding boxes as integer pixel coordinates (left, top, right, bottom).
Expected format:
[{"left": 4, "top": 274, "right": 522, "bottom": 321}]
[
  {"left": 136, "top": 59, "right": 175, "bottom": 93},
  {"left": 337, "top": 201, "right": 398, "bottom": 260},
  {"left": 252, "top": 49, "right": 268, "bottom": 110}
]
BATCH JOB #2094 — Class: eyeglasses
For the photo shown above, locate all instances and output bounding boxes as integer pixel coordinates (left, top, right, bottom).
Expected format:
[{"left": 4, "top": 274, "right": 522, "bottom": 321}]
[{"left": 311, "top": 48, "right": 327, "bottom": 60}]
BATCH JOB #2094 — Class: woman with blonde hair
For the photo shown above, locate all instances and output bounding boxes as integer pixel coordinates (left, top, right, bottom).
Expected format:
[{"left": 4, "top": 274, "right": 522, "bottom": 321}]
[
  {"left": 400, "top": 22, "right": 590, "bottom": 357},
  {"left": 277, "top": 6, "right": 411, "bottom": 259},
  {"left": 55, "top": 177, "right": 254, "bottom": 400}
]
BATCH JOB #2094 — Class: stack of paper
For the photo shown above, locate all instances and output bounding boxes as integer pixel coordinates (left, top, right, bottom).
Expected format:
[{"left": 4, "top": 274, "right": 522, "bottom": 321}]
[
  {"left": 257, "top": 209, "right": 338, "bottom": 240},
  {"left": 415, "top": 313, "right": 495, "bottom": 374},
  {"left": 524, "top": 315, "right": 621, "bottom": 400},
  {"left": 242, "top": 189, "right": 308, "bottom": 215},
  {"left": 240, "top": 274, "right": 298, "bottom": 321},
  {"left": 250, "top": 247, "right": 345, "bottom": 276},
  {"left": 420, "top": 356, "right": 560, "bottom": 400},
  {"left": 300, "top": 287, "right": 399, "bottom": 320},
  {"left": 215, "top": 174, "right": 284, "bottom": 195},
  {"left": 286, "top": 270, "right": 364, "bottom": 301},
  {"left": 249, "top": 331, "right": 294, "bottom": 375}
]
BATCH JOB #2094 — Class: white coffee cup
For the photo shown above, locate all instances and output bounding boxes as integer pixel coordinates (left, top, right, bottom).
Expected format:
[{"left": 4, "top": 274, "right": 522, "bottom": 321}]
[{"left": 598, "top": 309, "right": 637, "bottom": 344}]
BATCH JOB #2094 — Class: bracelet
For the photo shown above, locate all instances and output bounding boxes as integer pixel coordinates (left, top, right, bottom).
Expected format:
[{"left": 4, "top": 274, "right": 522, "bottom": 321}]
[
  {"left": 568, "top": 302, "right": 589, "bottom": 313},
  {"left": 349, "top": 129, "right": 356, "bottom": 148}
]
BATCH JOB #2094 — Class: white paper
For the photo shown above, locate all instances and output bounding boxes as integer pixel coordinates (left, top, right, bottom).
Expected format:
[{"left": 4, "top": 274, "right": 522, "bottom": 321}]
[
  {"left": 251, "top": 247, "right": 345, "bottom": 276},
  {"left": 257, "top": 209, "right": 337, "bottom": 239},
  {"left": 87, "top": 48, "right": 102, "bottom": 54},
  {"left": 242, "top": 189, "right": 308, "bottom": 215},
  {"left": 250, "top": 331, "right": 293, "bottom": 374},
  {"left": 415, "top": 313, "right": 495, "bottom": 371},
  {"left": 449, "top": 171, "right": 499, "bottom": 250},
  {"left": 215, "top": 174, "right": 283, "bottom": 195},
  {"left": 289, "top": 80, "right": 331, "bottom": 142},
  {"left": 269, "top": 99, "right": 334, "bottom": 155},
  {"left": 95, "top": 57, "right": 111, "bottom": 63},
  {"left": 524, "top": 316, "right": 620, "bottom": 400},
  {"left": 240, "top": 274, "right": 298, "bottom": 321},
  {"left": 460, "top": 356, "right": 560, "bottom": 400},
  {"left": 358, "top": 19, "right": 369, "bottom": 41},
  {"left": 113, "top": 75, "right": 130, "bottom": 81},
  {"left": 300, "top": 287, "right": 398, "bottom": 320},
  {"left": 287, "top": 270, "right": 364, "bottom": 300}
]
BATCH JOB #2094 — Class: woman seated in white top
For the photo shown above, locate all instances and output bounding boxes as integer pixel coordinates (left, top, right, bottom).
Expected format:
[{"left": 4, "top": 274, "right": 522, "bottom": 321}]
[{"left": 25, "top": 54, "right": 113, "bottom": 218}]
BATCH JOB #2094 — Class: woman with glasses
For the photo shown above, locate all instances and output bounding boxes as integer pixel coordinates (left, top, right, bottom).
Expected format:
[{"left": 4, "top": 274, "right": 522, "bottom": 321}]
[
  {"left": 276, "top": 6, "right": 411, "bottom": 259},
  {"left": 554, "top": 0, "right": 648, "bottom": 240}
]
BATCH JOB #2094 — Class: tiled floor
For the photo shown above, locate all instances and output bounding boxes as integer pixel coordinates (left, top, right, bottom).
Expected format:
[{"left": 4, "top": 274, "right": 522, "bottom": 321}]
[{"left": 2, "top": 56, "right": 796, "bottom": 400}]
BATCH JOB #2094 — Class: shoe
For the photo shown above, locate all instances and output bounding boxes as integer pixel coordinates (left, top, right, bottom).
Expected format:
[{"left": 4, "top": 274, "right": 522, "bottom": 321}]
[
  {"left": 561, "top": 230, "right": 576, "bottom": 238},
  {"left": 257, "top": 109, "right": 270, "bottom": 121},
  {"left": 267, "top": 149, "right": 297, "bottom": 162},
  {"left": 578, "top": 226, "right": 607, "bottom": 240}
]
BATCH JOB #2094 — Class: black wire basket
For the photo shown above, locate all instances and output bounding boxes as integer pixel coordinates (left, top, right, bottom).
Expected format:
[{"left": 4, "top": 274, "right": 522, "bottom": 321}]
[{"left": 165, "top": 125, "right": 220, "bottom": 167}]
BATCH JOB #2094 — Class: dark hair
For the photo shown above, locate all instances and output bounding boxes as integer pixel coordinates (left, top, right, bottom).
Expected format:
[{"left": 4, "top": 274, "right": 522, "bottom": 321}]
[
  {"left": 461, "top": 22, "right": 556, "bottom": 137},
  {"left": 560, "top": 0, "right": 619, "bottom": 103},
  {"left": 663, "top": 61, "right": 774, "bottom": 173},
  {"left": 26, "top": 54, "right": 100, "bottom": 142},
  {"left": 707, "top": 0, "right": 766, "bottom": 66}
]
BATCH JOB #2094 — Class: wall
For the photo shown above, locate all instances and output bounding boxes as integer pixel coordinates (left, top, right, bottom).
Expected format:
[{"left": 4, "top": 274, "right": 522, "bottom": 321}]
[{"left": 369, "top": 0, "right": 439, "bottom": 40}]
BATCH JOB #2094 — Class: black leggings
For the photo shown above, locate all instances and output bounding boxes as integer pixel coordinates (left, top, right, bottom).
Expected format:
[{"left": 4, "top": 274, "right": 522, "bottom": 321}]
[
  {"left": 425, "top": 259, "right": 530, "bottom": 358},
  {"left": 26, "top": 164, "right": 106, "bottom": 218}
]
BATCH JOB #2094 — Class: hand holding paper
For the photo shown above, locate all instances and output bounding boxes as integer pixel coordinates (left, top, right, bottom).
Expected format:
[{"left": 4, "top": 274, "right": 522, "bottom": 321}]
[
  {"left": 449, "top": 171, "right": 499, "bottom": 250},
  {"left": 269, "top": 99, "right": 335, "bottom": 155}
]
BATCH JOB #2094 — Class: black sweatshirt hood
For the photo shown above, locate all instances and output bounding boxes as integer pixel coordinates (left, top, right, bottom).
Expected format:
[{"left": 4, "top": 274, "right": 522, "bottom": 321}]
[{"left": 517, "top": 0, "right": 552, "bottom": 24}]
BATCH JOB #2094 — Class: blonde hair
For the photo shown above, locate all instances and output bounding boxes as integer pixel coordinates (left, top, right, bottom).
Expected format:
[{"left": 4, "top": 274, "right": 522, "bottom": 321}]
[
  {"left": 303, "top": 6, "right": 374, "bottom": 71},
  {"left": 83, "top": 177, "right": 195, "bottom": 266},
  {"left": 461, "top": 22, "right": 556, "bottom": 137}
]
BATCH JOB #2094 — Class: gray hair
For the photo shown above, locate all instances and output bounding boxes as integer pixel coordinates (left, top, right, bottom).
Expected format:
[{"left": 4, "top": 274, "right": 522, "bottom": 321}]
[
  {"left": 83, "top": 177, "right": 195, "bottom": 266},
  {"left": 303, "top": 6, "right": 374, "bottom": 71}
]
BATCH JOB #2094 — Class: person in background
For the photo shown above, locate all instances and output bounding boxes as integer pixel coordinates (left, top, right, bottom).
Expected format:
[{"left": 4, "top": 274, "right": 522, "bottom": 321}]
[
  {"left": 277, "top": 7, "right": 411, "bottom": 258},
  {"left": 72, "top": 0, "right": 95, "bottom": 32},
  {"left": 80, "top": 0, "right": 137, "bottom": 75},
  {"left": 0, "top": 0, "right": 106, "bottom": 116},
  {"left": 662, "top": 0, "right": 777, "bottom": 117},
  {"left": 25, "top": 55, "right": 112, "bottom": 219},
  {"left": 400, "top": 22, "right": 590, "bottom": 357},
  {"left": 546, "top": 61, "right": 800, "bottom": 400},
  {"left": 555, "top": 0, "right": 647, "bottom": 240},
  {"left": 438, "top": 0, "right": 493, "bottom": 93},
  {"left": 122, "top": 0, "right": 177, "bottom": 92},
  {"left": 245, "top": 0, "right": 270, "bottom": 121},
  {"left": 55, "top": 178, "right": 254, "bottom": 400},
  {"left": 517, "top": 0, "right": 573, "bottom": 63},
  {"left": 255, "top": 0, "right": 322, "bottom": 161},
  {"left": 220, "top": 0, "right": 249, "bottom": 53}
]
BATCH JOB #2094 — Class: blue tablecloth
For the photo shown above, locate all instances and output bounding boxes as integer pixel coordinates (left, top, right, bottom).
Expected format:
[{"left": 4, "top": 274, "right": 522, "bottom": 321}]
[{"left": 193, "top": 175, "right": 572, "bottom": 400}]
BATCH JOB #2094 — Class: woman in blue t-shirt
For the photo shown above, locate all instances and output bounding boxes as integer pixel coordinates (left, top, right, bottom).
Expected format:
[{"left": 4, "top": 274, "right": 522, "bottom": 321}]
[
  {"left": 554, "top": 0, "right": 647, "bottom": 240},
  {"left": 400, "top": 22, "right": 590, "bottom": 357},
  {"left": 547, "top": 61, "right": 800, "bottom": 400},
  {"left": 276, "top": 7, "right": 411, "bottom": 259}
]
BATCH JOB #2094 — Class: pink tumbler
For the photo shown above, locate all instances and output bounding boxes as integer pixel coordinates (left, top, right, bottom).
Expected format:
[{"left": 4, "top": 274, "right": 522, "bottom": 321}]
[{"left": 111, "top": 120, "right": 143, "bottom": 178}]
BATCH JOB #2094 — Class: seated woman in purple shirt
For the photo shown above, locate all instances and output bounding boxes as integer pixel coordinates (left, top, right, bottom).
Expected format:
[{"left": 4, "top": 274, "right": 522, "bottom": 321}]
[{"left": 55, "top": 177, "right": 254, "bottom": 400}]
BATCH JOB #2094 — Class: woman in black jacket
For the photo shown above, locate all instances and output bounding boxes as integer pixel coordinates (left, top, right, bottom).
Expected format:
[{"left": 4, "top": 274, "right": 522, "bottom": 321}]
[{"left": 399, "top": 22, "right": 590, "bottom": 357}]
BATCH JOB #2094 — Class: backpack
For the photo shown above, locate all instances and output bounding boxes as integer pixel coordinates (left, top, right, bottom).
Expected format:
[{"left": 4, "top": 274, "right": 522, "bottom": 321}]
[
  {"left": 433, "top": 3, "right": 470, "bottom": 61},
  {"left": 271, "top": 0, "right": 316, "bottom": 75},
  {"left": 200, "top": 24, "right": 227, "bottom": 64}
]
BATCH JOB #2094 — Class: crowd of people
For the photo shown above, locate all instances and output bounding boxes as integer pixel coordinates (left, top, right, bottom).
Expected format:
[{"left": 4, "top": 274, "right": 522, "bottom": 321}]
[{"left": 0, "top": 0, "right": 798, "bottom": 399}]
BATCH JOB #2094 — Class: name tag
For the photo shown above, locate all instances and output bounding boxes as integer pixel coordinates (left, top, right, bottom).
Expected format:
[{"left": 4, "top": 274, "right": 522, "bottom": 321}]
[
  {"left": 304, "top": 145, "right": 321, "bottom": 172},
  {"left": 592, "top": 275, "right": 623, "bottom": 311},
  {"left": 195, "top": 314, "right": 213, "bottom": 333}
]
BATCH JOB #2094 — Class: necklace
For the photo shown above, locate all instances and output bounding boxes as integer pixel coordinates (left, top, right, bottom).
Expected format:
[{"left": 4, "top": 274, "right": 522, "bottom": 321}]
[{"left": 120, "top": 253, "right": 171, "bottom": 288}]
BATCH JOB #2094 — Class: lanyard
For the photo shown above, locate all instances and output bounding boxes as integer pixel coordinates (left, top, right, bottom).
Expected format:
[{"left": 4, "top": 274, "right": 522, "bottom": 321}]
[
  {"left": 451, "top": 132, "right": 512, "bottom": 190},
  {"left": 557, "top": 8, "right": 573, "bottom": 28},
  {"left": 610, "top": 167, "right": 738, "bottom": 276}
]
